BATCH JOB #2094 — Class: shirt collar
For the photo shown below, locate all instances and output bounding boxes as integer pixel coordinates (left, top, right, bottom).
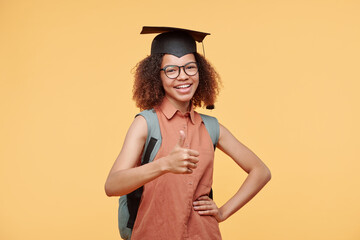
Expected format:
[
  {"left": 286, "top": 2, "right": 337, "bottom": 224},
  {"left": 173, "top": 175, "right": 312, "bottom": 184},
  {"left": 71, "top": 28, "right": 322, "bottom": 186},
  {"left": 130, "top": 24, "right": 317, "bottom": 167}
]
[{"left": 158, "top": 97, "right": 196, "bottom": 125}]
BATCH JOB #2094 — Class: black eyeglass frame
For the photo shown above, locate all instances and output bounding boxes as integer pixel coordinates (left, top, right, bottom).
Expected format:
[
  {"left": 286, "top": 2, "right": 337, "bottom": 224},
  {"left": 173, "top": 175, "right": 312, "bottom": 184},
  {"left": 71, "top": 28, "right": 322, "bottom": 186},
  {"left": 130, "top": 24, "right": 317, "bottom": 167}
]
[{"left": 160, "top": 62, "right": 199, "bottom": 79}]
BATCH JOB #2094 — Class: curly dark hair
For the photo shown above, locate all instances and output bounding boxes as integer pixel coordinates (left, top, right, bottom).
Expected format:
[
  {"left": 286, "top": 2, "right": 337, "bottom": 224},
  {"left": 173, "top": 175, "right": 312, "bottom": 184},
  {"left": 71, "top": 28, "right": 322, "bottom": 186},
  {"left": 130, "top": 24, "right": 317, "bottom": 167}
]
[{"left": 132, "top": 52, "right": 221, "bottom": 110}]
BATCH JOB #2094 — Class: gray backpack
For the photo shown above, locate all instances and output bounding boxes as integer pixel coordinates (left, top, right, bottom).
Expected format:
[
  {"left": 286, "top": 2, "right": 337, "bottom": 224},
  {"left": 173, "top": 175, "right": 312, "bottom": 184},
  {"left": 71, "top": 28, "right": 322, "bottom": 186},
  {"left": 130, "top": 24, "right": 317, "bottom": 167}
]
[{"left": 118, "top": 109, "right": 219, "bottom": 240}]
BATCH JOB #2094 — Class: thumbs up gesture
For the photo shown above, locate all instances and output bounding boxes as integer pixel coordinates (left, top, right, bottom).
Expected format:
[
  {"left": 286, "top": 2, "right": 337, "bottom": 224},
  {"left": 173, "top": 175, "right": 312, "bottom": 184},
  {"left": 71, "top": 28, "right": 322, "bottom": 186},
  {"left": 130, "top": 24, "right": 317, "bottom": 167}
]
[{"left": 162, "top": 130, "right": 199, "bottom": 174}]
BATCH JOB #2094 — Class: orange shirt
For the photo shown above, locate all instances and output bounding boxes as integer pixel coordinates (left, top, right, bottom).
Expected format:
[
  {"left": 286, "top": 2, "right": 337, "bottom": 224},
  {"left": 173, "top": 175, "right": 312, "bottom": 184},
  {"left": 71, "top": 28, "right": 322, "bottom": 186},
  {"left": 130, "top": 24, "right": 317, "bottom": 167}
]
[{"left": 131, "top": 97, "right": 222, "bottom": 240}]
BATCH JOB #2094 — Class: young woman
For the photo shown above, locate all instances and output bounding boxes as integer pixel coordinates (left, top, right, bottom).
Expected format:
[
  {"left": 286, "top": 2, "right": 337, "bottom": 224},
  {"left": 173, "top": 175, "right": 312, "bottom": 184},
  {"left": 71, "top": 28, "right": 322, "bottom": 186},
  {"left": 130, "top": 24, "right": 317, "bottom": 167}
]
[{"left": 105, "top": 27, "right": 271, "bottom": 240}]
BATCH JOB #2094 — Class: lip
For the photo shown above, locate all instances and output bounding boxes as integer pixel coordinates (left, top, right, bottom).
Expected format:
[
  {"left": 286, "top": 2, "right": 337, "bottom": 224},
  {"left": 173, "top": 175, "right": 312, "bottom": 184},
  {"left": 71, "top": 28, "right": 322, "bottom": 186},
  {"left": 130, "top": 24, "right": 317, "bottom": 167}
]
[
  {"left": 174, "top": 83, "right": 192, "bottom": 93},
  {"left": 174, "top": 83, "right": 192, "bottom": 89}
]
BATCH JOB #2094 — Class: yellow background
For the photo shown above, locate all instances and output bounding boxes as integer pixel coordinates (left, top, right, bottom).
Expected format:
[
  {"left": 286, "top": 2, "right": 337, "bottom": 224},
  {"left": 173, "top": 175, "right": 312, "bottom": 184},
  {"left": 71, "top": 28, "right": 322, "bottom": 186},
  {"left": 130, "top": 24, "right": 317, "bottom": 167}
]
[{"left": 1, "top": 0, "right": 359, "bottom": 239}]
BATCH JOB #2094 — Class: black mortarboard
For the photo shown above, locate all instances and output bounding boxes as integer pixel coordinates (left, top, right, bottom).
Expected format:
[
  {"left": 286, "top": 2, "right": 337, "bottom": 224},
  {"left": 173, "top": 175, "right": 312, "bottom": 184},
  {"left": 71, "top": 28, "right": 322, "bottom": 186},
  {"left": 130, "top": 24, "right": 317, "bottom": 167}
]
[{"left": 140, "top": 26, "right": 210, "bottom": 58}]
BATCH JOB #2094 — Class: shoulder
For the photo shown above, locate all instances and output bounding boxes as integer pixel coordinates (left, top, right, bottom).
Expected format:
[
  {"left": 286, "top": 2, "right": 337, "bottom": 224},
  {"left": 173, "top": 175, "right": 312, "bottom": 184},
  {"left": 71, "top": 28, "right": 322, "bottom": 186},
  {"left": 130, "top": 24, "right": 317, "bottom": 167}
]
[
  {"left": 217, "top": 123, "right": 244, "bottom": 156},
  {"left": 127, "top": 112, "right": 148, "bottom": 142},
  {"left": 198, "top": 113, "right": 218, "bottom": 122},
  {"left": 136, "top": 109, "right": 158, "bottom": 120},
  {"left": 198, "top": 112, "right": 219, "bottom": 126},
  {"left": 108, "top": 113, "right": 149, "bottom": 171},
  {"left": 135, "top": 109, "right": 160, "bottom": 136},
  {"left": 218, "top": 123, "right": 233, "bottom": 141},
  {"left": 197, "top": 113, "right": 220, "bottom": 147}
]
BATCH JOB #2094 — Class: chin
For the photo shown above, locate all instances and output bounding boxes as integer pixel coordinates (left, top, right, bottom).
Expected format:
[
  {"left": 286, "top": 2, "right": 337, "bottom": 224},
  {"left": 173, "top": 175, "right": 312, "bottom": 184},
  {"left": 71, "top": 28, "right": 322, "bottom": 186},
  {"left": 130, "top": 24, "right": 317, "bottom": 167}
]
[{"left": 175, "top": 94, "right": 194, "bottom": 103}]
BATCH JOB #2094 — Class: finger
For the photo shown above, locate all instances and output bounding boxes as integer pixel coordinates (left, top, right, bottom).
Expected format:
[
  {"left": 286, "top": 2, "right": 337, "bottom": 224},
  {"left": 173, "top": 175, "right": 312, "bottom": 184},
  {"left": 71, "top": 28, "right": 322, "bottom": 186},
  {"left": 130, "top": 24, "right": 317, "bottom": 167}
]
[
  {"left": 177, "top": 130, "right": 186, "bottom": 147},
  {"left": 186, "top": 149, "right": 199, "bottom": 157},
  {"left": 196, "top": 195, "right": 210, "bottom": 201},
  {"left": 193, "top": 200, "right": 212, "bottom": 206},
  {"left": 186, "top": 156, "right": 199, "bottom": 164},
  {"left": 181, "top": 151, "right": 199, "bottom": 163},
  {"left": 181, "top": 162, "right": 193, "bottom": 173},
  {"left": 197, "top": 210, "right": 218, "bottom": 216},
  {"left": 193, "top": 204, "right": 214, "bottom": 211},
  {"left": 186, "top": 161, "right": 197, "bottom": 169},
  {"left": 183, "top": 160, "right": 197, "bottom": 169}
]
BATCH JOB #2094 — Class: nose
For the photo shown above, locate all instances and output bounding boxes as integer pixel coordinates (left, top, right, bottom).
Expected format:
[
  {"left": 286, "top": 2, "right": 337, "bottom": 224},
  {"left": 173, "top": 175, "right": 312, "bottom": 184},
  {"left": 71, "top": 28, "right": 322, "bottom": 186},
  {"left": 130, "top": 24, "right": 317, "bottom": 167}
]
[{"left": 177, "top": 66, "right": 189, "bottom": 80}]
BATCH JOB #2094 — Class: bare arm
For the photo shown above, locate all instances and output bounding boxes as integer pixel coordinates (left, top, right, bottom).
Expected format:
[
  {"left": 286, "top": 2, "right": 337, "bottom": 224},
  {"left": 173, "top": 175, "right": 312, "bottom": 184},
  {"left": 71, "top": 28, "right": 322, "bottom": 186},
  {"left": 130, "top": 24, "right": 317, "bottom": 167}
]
[
  {"left": 105, "top": 116, "right": 200, "bottom": 197},
  {"left": 193, "top": 123, "right": 271, "bottom": 222}
]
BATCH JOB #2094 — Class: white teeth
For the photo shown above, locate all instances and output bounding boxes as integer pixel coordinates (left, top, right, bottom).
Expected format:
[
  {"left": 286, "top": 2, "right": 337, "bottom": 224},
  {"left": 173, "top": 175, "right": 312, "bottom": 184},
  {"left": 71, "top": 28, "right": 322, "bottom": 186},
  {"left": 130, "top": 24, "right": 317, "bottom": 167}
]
[{"left": 175, "top": 84, "right": 190, "bottom": 89}]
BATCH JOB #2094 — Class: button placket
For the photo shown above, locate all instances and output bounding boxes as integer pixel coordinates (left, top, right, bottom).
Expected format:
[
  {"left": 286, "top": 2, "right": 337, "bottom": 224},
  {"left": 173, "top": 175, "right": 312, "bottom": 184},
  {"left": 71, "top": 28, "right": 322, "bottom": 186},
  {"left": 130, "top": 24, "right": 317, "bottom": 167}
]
[
  {"left": 182, "top": 117, "right": 190, "bottom": 148},
  {"left": 183, "top": 124, "right": 189, "bottom": 147}
]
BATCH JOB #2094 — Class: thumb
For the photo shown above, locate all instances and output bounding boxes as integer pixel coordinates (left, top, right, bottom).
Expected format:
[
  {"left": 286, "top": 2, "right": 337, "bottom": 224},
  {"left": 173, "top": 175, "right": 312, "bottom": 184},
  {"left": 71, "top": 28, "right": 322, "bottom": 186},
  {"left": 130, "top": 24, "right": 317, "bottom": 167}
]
[{"left": 177, "top": 130, "right": 186, "bottom": 147}]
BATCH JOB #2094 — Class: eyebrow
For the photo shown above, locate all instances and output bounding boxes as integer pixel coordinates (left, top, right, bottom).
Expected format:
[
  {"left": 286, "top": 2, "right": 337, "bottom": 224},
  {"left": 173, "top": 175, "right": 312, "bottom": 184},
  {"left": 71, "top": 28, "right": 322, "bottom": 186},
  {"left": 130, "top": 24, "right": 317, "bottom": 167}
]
[{"left": 162, "top": 61, "right": 196, "bottom": 68}]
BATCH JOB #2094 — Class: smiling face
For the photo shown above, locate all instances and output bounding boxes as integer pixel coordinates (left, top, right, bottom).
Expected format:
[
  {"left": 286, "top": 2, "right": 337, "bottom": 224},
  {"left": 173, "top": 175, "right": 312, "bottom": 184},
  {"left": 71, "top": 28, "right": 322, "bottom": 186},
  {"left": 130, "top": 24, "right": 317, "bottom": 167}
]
[{"left": 160, "top": 53, "right": 199, "bottom": 112}]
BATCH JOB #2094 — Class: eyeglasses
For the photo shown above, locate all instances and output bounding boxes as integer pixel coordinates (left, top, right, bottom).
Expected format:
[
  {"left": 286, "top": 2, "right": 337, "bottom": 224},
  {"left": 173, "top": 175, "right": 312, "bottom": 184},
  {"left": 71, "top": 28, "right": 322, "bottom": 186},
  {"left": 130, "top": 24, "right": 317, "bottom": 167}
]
[{"left": 160, "top": 62, "right": 198, "bottom": 79}]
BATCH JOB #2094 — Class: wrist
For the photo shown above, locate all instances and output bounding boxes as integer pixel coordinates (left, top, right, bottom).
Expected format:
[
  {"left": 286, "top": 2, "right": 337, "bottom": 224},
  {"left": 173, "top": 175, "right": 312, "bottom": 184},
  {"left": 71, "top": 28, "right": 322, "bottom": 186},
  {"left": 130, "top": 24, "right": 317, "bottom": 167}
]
[
  {"left": 217, "top": 207, "right": 228, "bottom": 222},
  {"left": 156, "top": 157, "right": 170, "bottom": 173}
]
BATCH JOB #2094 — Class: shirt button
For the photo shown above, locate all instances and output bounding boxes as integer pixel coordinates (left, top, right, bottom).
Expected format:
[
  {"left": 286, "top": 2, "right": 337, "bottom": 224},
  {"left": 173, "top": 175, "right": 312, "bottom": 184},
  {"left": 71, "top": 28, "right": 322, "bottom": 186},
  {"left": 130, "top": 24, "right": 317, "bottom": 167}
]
[{"left": 188, "top": 181, "right": 193, "bottom": 185}]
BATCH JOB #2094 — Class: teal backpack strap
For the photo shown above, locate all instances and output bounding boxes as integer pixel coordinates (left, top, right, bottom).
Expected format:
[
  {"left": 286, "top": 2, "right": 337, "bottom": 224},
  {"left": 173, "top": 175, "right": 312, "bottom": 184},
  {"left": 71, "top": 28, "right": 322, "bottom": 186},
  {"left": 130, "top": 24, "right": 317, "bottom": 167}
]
[
  {"left": 199, "top": 113, "right": 219, "bottom": 200},
  {"left": 200, "top": 114, "right": 220, "bottom": 149},
  {"left": 118, "top": 109, "right": 162, "bottom": 240},
  {"left": 136, "top": 109, "right": 162, "bottom": 164}
]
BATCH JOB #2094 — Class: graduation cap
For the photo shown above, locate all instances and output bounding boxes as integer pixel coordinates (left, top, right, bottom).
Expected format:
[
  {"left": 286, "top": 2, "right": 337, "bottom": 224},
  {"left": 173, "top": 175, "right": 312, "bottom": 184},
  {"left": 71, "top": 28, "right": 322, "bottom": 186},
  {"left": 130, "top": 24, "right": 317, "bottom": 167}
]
[{"left": 140, "top": 26, "right": 210, "bottom": 58}]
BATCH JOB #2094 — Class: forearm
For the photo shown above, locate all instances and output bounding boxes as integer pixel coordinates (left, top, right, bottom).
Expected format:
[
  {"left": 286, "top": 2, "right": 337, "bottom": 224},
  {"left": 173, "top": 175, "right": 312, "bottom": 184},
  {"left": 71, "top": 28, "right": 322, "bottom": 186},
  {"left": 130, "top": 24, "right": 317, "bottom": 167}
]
[
  {"left": 105, "top": 130, "right": 200, "bottom": 197},
  {"left": 105, "top": 158, "right": 167, "bottom": 197},
  {"left": 219, "top": 165, "right": 271, "bottom": 221}
]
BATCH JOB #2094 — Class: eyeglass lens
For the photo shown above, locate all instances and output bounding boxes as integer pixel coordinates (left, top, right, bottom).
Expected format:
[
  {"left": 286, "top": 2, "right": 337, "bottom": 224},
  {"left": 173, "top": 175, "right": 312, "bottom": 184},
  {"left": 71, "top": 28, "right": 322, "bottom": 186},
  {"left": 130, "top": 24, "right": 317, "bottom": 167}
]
[{"left": 164, "top": 62, "right": 198, "bottom": 79}]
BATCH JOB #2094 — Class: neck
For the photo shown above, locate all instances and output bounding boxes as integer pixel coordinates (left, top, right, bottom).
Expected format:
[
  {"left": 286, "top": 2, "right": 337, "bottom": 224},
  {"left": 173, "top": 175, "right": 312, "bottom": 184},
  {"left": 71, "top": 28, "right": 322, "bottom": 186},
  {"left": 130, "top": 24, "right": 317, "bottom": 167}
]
[{"left": 165, "top": 96, "right": 191, "bottom": 114}]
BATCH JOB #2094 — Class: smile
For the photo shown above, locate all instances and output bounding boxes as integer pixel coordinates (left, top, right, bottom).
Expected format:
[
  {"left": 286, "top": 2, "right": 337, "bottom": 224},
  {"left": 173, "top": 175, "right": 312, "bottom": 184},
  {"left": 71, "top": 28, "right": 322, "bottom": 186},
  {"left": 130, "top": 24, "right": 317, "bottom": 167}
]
[{"left": 175, "top": 84, "right": 191, "bottom": 89}]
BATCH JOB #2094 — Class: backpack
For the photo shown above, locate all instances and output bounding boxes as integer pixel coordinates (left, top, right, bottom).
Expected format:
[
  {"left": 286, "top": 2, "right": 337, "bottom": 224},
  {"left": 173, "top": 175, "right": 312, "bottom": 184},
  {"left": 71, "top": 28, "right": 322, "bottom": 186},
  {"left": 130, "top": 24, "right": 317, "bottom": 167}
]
[{"left": 118, "top": 109, "right": 220, "bottom": 240}]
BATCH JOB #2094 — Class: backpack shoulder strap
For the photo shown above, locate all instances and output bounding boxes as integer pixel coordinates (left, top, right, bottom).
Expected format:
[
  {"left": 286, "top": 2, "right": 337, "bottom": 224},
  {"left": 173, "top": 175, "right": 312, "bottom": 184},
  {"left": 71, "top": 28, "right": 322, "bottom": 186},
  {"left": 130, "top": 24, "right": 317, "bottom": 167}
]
[
  {"left": 135, "top": 109, "right": 162, "bottom": 164},
  {"left": 123, "top": 109, "right": 162, "bottom": 231},
  {"left": 199, "top": 113, "right": 220, "bottom": 149}
]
